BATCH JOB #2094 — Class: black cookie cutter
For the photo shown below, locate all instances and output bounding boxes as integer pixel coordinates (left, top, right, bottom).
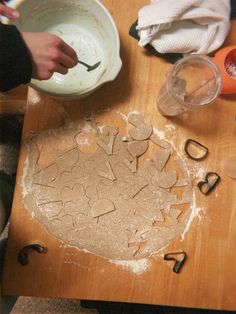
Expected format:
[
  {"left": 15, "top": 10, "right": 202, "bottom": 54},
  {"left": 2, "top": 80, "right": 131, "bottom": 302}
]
[
  {"left": 197, "top": 172, "right": 221, "bottom": 195},
  {"left": 18, "top": 244, "right": 47, "bottom": 266},
  {"left": 184, "top": 139, "right": 209, "bottom": 161},
  {"left": 163, "top": 251, "right": 187, "bottom": 273}
]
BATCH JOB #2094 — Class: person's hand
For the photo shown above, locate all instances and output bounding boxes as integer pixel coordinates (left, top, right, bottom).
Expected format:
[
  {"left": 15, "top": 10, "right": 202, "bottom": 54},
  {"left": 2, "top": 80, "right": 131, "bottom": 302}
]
[
  {"left": 0, "top": 1, "right": 19, "bottom": 20},
  {"left": 0, "top": 1, "right": 78, "bottom": 80},
  {"left": 21, "top": 32, "right": 79, "bottom": 80}
]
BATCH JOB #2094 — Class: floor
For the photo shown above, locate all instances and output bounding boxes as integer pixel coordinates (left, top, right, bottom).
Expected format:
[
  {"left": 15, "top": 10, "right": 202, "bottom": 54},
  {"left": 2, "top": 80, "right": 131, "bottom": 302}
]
[
  {"left": 11, "top": 298, "right": 97, "bottom": 314},
  {"left": 11, "top": 298, "right": 234, "bottom": 314}
]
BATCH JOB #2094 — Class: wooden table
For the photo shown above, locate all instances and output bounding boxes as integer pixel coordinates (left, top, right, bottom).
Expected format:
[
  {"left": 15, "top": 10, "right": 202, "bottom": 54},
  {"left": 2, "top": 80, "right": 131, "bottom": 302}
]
[
  {"left": 2, "top": 1, "right": 236, "bottom": 311},
  {"left": 0, "top": 86, "right": 27, "bottom": 115}
]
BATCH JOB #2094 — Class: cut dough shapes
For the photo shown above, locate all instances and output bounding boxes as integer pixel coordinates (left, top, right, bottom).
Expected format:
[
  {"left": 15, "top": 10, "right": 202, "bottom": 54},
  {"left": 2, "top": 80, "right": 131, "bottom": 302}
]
[
  {"left": 51, "top": 214, "right": 74, "bottom": 231},
  {"left": 153, "top": 147, "right": 171, "bottom": 171},
  {"left": 38, "top": 201, "right": 63, "bottom": 218},
  {"left": 119, "top": 148, "right": 138, "bottom": 173},
  {"left": 123, "top": 156, "right": 138, "bottom": 173},
  {"left": 61, "top": 183, "right": 85, "bottom": 202},
  {"left": 156, "top": 170, "right": 178, "bottom": 189},
  {"left": 23, "top": 112, "right": 195, "bottom": 261},
  {"left": 98, "top": 161, "right": 116, "bottom": 181},
  {"left": 169, "top": 208, "right": 182, "bottom": 220},
  {"left": 121, "top": 175, "right": 148, "bottom": 198},
  {"left": 127, "top": 113, "right": 143, "bottom": 127},
  {"left": 56, "top": 147, "right": 79, "bottom": 170},
  {"left": 128, "top": 113, "right": 153, "bottom": 141},
  {"left": 128, "top": 140, "right": 149, "bottom": 157},
  {"left": 91, "top": 199, "right": 115, "bottom": 218},
  {"left": 97, "top": 126, "right": 119, "bottom": 155},
  {"left": 33, "top": 163, "right": 58, "bottom": 185}
]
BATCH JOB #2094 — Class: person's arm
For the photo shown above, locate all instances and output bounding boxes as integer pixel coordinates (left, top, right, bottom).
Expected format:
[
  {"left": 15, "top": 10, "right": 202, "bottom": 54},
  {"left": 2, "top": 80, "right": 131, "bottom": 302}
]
[
  {"left": 0, "top": 1, "right": 31, "bottom": 91},
  {"left": 0, "top": 1, "right": 78, "bottom": 92},
  {"left": 0, "top": 24, "right": 33, "bottom": 92}
]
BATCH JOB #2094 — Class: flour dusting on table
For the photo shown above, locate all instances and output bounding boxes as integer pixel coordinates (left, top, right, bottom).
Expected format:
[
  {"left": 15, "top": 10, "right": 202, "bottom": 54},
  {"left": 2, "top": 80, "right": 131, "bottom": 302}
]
[{"left": 21, "top": 111, "right": 204, "bottom": 273}]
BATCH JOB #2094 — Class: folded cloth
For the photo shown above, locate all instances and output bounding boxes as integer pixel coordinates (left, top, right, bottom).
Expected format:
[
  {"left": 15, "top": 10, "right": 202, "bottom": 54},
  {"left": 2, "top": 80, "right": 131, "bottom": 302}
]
[
  {"left": 129, "top": 20, "right": 183, "bottom": 63},
  {"left": 137, "top": 0, "right": 231, "bottom": 55}
]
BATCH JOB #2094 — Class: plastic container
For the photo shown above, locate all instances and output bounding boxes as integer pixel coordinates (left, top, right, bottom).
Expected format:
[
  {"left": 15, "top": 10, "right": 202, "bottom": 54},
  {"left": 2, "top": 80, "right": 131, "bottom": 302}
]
[
  {"left": 212, "top": 45, "right": 236, "bottom": 94},
  {"left": 157, "top": 55, "right": 222, "bottom": 117}
]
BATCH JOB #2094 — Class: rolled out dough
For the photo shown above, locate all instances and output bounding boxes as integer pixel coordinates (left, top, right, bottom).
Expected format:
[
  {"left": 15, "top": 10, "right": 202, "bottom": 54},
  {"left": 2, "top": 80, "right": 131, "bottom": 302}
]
[{"left": 23, "top": 113, "right": 194, "bottom": 260}]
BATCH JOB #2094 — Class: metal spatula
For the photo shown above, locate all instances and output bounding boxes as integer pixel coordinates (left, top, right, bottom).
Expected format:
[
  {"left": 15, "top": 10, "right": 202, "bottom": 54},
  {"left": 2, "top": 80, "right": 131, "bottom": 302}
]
[{"left": 78, "top": 60, "right": 101, "bottom": 72}]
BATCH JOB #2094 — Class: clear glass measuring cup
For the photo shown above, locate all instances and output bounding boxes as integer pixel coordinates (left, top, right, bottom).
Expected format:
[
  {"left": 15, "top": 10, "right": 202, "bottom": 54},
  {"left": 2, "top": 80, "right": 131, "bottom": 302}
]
[{"left": 157, "top": 55, "right": 222, "bottom": 117}]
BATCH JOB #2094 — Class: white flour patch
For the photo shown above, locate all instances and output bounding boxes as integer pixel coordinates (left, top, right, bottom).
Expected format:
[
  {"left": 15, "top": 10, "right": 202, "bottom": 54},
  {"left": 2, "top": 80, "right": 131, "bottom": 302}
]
[
  {"left": 21, "top": 156, "right": 29, "bottom": 197},
  {"left": 116, "top": 111, "right": 128, "bottom": 122},
  {"left": 111, "top": 258, "right": 151, "bottom": 274},
  {"left": 62, "top": 243, "right": 151, "bottom": 274},
  {"left": 30, "top": 92, "right": 41, "bottom": 105},
  {"left": 75, "top": 136, "right": 90, "bottom": 146},
  {"left": 81, "top": 121, "right": 96, "bottom": 133},
  {"left": 187, "top": 162, "right": 207, "bottom": 178},
  {"left": 153, "top": 127, "right": 166, "bottom": 140},
  {"left": 165, "top": 124, "right": 176, "bottom": 132},
  {"left": 195, "top": 167, "right": 207, "bottom": 180},
  {"left": 181, "top": 191, "right": 204, "bottom": 240},
  {"left": 97, "top": 125, "right": 108, "bottom": 132},
  {"left": 128, "top": 111, "right": 140, "bottom": 116}
]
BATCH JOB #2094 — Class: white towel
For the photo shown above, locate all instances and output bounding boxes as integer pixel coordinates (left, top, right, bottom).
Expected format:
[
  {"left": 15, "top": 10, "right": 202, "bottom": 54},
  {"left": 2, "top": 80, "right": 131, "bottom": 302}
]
[{"left": 137, "top": 0, "right": 231, "bottom": 54}]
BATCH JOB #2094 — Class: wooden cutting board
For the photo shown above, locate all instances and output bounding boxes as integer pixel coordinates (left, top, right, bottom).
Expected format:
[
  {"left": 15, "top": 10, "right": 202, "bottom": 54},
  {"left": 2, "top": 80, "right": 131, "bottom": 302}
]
[{"left": 2, "top": 0, "right": 236, "bottom": 310}]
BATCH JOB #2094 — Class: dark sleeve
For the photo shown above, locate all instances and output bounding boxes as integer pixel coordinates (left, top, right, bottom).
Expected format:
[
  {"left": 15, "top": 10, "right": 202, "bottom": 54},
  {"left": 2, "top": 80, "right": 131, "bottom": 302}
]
[{"left": 0, "top": 24, "right": 32, "bottom": 92}]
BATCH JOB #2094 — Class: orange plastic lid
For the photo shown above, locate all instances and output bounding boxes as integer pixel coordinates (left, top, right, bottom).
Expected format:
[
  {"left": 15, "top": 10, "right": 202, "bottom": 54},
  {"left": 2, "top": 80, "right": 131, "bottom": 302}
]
[{"left": 212, "top": 46, "right": 236, "bottom": 94}]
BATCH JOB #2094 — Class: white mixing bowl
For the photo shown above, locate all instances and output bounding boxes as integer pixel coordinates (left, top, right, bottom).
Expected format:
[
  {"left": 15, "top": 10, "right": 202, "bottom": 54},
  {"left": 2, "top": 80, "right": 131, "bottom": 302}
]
[{"left": 7, "top": 0, "right": 122, "bottom": 99}]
